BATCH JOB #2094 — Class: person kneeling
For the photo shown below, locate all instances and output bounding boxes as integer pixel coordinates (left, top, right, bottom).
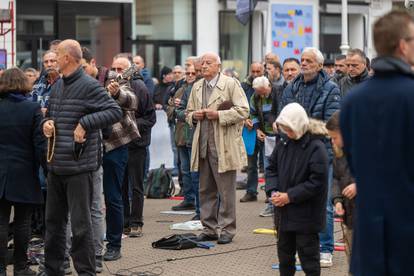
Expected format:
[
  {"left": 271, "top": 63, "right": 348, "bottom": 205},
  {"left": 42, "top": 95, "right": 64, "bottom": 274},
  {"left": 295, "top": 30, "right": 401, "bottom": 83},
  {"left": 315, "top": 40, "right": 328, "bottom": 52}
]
[{"left": 266, "top": 103, "right": 329, "bottom": 276}]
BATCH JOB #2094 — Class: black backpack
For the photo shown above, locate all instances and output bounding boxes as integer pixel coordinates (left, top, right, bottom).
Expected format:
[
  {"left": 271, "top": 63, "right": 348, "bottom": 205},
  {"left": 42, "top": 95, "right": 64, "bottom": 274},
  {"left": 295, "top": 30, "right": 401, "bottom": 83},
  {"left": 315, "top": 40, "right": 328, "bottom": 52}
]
[{"left": 145, "top": 164, "right": 175, "bottom": 198}]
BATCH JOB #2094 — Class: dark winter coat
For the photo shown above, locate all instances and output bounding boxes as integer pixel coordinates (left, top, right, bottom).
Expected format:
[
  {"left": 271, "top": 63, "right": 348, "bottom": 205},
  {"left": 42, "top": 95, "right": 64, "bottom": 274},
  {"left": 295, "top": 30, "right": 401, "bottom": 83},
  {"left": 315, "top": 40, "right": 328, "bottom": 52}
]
[
  {"left": 0, "top": 93, "right": 46, "bottom": 204},
  {"left": 265, "top": 120, "right": 329, "bottom": 233},
  {"left": 281, "top": 70, "right": 341, "bottom": 160},
  {"left": 340, "top": 56, "right": 414, "bottom": 276},
  {"left": 332, "top": 154, "right": 356, "bottom": 228},
  {"left": 45, "top": 67, "right": 122, "bottom": 175},
  {"left": 128, "top": 76, "right": 156, "bottom": 148},
  {"left": 339, "top": 69, "right": 370, "bottom": 98},
  {"left": 140, "top": 68, "right": 155, "bottom": 97}
]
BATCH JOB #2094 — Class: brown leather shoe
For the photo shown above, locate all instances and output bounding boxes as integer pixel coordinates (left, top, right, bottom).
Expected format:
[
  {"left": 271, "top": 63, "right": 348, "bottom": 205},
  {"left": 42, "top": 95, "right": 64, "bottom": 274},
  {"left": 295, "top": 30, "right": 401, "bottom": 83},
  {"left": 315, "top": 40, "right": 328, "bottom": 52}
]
[
  {"left": 196, "top": 233, "right": 218, "bottom": 242},
  {"left": 240, "top": 193, "right": 258, "bottom": 202}
]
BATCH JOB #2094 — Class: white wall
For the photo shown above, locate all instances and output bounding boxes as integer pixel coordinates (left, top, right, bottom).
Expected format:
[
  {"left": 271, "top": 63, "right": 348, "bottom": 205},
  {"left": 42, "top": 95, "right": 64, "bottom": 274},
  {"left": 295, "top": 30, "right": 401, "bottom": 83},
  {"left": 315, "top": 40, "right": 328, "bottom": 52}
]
[
  {"left": 0, "top": 0, "right": 15, "bottom": 68},
  {"left": 196, "top": 0, "right": 220, "bottom": 55},
  {"left": 367, "top": 0, "right": 393, "bottom": 58},
  {"left": 349, "top": 14, "right": 365, "bottom": 50}
]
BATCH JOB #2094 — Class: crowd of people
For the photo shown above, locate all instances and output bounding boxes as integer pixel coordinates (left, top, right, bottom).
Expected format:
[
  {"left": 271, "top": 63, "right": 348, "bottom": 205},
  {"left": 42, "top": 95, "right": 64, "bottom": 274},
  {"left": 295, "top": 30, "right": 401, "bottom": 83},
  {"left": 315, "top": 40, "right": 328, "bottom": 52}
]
[{"left": 0, "top": 10, "right": 414, "bottom": 276}]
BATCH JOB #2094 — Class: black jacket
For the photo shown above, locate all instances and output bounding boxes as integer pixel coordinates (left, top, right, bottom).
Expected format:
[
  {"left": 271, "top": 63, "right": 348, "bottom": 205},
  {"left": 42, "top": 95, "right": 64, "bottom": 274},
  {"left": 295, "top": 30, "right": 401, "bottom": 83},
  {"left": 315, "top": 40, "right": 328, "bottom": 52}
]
[
  {"left": 128, "top": 76, "right": 156, "bottom": 148},
  {"left": 45, "top": 67, "right": 122, "bottom": 175},
  {"left": 339, "top": 69, "right": 370, "bottom": 97},
  {"left": 266, "top": 132, "right": 329, "bottom": 233},
  {"left": 332, "top": 154, "right": 356, "bottom": 228},
  {"left": 0, "top": 93, "right": 46, "bottom": 204}
]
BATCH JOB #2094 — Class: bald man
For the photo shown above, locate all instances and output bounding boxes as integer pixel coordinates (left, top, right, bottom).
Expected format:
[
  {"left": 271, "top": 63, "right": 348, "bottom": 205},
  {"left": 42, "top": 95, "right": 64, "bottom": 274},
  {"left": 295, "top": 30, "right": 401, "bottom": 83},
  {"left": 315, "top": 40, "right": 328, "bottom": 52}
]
[
  {"left": 42, "top": 39, "right": 122, "bottom": 276},
  {"left": 132, "top": 55, "right": 155, "bottom": 96},
  {"left": 186, "top": 53, "right": 249, "bottom": 244}
]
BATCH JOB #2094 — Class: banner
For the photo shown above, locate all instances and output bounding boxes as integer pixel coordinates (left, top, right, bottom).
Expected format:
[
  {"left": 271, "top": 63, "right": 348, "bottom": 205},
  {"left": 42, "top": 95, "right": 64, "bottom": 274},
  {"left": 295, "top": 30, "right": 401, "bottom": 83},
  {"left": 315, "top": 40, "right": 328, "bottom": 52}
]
[{"left": 271, "top": 4, "right": 313, "bottom": 63}]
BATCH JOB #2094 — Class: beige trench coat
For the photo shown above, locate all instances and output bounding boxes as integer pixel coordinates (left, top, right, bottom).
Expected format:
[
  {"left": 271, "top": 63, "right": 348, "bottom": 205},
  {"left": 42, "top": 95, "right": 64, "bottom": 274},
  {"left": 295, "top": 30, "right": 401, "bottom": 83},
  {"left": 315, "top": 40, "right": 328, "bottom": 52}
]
[{"left": 186, "top": 73, "right": 249, "bottom": 173}]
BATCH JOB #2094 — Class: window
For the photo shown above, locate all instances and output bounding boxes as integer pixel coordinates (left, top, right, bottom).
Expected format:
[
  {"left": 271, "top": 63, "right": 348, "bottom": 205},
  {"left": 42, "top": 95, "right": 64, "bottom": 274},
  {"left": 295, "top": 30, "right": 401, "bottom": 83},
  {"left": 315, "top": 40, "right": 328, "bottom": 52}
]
[{"left": 219, "top": 11, "right": 249, "bottom": 79}]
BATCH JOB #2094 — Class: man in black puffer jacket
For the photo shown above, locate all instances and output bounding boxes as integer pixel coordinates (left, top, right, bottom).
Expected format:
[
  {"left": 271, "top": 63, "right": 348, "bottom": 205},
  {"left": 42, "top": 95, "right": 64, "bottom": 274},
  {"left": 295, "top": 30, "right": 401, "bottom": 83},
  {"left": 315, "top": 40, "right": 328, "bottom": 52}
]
[{"left": 42, "top": 40, "right": 122, "bottom": 276}]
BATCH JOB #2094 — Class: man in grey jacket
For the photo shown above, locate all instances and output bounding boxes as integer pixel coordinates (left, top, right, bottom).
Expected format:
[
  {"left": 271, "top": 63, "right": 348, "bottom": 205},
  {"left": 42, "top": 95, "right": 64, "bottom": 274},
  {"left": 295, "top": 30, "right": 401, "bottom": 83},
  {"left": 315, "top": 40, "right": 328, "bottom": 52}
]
[{"left": 42, "top": 39, "right": 122, "bottom": 276}]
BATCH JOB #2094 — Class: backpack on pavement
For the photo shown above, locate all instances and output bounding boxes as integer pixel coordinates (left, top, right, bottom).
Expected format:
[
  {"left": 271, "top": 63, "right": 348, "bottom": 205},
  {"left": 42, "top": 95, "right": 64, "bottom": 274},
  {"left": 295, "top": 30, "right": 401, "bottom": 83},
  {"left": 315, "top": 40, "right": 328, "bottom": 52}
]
[{"left": 145, "top": 164, "right": 175, "bottom": 198}]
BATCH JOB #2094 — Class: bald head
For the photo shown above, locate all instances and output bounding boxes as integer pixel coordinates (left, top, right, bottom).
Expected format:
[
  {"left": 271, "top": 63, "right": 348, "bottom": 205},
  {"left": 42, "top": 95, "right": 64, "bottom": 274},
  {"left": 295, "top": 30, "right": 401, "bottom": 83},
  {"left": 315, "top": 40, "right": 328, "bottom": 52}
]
[
  {"left": 133, "top": 55, "right": 145, "bottom": 70},
  {"left": 56, "top": 39, "right": 82, "bottom": 76},
  {"left": 202, "top": 52, "right": 221, "bottom": 65},
  {"left": 250, "top": 62, "right": 264, "bottom": 78},
  {"left": 58, "top": 39, "right": 82, "bottom": 63}
]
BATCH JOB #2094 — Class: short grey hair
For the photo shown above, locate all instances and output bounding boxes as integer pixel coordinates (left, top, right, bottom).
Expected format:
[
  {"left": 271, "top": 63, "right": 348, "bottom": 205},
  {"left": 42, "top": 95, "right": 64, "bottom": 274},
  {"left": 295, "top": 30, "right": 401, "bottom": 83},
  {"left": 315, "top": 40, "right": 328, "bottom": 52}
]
[
  {"left": 252, "top": 76, "right": 270, "bottom": 89},
  {"left": 302, "top": 47, "right": 324, "bottom": 65}
]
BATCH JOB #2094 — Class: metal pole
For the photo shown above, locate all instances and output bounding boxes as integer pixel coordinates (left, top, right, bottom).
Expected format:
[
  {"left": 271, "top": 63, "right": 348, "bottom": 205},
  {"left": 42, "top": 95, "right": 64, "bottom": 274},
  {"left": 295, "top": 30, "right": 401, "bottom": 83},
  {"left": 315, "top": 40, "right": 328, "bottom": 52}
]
[{"left": 339, "top": 0, "right": 350, "bottom": 54}]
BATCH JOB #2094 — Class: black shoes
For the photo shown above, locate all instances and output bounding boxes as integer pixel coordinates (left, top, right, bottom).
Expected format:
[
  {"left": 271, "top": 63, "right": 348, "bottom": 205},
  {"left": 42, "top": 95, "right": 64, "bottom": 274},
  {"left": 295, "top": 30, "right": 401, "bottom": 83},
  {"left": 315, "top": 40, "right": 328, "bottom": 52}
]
[
  {"left": 171, "top": 201, "right": 195, "bottom": 211},
  {"left": 196, "top": 233, "right": 218, "bottom": 242},
  {"left": 191, "top": 214, "right": 200, "bottom": 220},
  {"left": 103, "top": 248, "right": 121, "bottom": 261},
  {"left": 217, "top": 235, "right": 233, "bottom": 244},
  {"left": 14, "top": 267, "right": 37, "bottom": 276},
  {"left": 240, "top": 193, "right": 258, "bottom": 202}
]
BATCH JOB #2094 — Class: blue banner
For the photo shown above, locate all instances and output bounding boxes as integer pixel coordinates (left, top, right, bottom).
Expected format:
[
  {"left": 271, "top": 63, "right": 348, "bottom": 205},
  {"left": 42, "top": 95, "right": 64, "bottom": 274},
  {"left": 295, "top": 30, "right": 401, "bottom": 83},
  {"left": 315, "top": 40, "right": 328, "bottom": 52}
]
[{"left": 271, "top": 4, "right": 313, "bottom": 63}]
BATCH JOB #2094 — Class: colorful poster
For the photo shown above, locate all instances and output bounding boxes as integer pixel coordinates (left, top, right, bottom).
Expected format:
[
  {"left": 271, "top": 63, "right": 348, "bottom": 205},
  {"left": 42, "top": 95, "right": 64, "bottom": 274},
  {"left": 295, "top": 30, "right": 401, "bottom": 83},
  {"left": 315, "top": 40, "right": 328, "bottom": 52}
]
[{"left": 271, "top": 4, "right": 313, "bottom": 63}]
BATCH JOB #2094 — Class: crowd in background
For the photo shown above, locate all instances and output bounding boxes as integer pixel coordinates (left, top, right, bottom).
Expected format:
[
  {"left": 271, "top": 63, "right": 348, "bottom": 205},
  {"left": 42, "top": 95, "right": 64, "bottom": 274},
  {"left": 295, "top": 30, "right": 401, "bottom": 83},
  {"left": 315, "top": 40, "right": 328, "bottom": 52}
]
[{"left": 1, "top": 10, "right": 414, "bottom": 276}]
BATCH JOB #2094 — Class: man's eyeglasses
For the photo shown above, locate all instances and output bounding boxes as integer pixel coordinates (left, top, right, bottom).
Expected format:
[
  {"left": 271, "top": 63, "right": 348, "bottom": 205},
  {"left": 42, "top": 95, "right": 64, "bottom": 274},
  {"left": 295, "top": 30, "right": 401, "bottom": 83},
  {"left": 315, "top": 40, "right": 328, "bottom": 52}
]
[
  {"left": 111, "top": 67, "right": 124, "bottom": 72},
  {"left": 186, "top": 72, "right": 196, "bottom": 76}
]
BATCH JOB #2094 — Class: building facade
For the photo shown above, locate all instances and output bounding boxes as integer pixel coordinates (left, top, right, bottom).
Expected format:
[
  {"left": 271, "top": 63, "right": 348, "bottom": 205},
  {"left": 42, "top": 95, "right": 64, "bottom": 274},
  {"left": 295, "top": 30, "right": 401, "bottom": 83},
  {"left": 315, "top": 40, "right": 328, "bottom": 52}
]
[{"left": 2, "top": 0, "right": 406, "bottom": 78}]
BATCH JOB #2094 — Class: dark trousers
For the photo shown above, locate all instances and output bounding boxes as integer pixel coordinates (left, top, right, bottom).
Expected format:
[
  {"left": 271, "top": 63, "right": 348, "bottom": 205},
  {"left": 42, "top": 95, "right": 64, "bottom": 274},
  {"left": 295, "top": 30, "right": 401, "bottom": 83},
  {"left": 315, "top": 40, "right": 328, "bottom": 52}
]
[
  {"left": 45, "top": 172, "right": 95, "bottom": 276},
  {"left": 0, "top": 199, "right": 33, "bottom": 271},
  {"left": 123, "top": 146, "right": 146, "bottom": 228},
  {"left": 246, "top": 141, "right": 263, "bottom": 195},
  {"left": 103, "top": 145, "right": 128, "bottom": 250},
  {"left": 278, "top": 231, "right": 320, "bottom": 276}
]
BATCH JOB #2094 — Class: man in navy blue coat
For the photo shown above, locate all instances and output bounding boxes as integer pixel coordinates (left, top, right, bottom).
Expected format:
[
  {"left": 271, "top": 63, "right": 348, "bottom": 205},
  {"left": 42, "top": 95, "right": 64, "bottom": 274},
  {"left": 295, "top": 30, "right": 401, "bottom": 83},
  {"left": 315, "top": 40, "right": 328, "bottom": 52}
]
[{"left": 340, "top": 11, "right": 414, "bottom": 276}]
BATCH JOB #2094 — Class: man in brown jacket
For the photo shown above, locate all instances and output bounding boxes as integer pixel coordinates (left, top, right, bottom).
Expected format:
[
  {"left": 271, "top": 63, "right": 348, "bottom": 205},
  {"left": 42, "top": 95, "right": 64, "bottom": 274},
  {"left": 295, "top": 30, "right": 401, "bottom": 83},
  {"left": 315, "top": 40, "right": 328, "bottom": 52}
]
[{"left": 186, "top": 52, "right": 249, "bottom": 244}]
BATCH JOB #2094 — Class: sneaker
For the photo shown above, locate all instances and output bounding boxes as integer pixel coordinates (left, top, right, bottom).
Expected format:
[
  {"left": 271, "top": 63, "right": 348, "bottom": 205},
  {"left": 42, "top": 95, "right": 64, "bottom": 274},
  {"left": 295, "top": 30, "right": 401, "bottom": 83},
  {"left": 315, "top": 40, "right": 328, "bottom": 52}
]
[
  {"left": 103, "top": 248, "right": 121, "bottom": 261},
  {"left": 96, "top": 255, "right": 103, "bottom": 273},
  {"left": 320, "top": 252, "right": 333, "bottom": 268},
  {"left": 129, "top": 226, "right": 143, "bottom": 238},
  {"left": 14, "top": 267, "right": 37, "bottom": 276},
  {"left": 171, "top": 201, "right": 195, "bottom": 211},
  {"left": 259, "top": 204, "right": 273, "bottom": 217},
  {"left": 240, "top": 193, "right": 258, "bottom": 202}
]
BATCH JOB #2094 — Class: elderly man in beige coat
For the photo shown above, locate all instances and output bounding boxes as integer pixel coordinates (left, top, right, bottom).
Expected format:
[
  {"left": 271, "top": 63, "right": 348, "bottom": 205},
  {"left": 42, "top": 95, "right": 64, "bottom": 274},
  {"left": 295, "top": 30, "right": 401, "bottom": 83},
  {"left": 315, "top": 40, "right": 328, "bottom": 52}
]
[{"left": 186, "top": 52, "right": 249, "bottom": 244}]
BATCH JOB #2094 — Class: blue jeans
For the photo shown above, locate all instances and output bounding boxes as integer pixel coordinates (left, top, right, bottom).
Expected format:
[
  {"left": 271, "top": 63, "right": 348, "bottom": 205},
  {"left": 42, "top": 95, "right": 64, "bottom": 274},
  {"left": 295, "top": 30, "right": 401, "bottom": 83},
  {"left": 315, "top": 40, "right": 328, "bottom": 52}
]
[
  {"left": 319, "top": 164, "right": 334, "bottom": 253},
  {"left": 246, "top": 141, "right": 263, "bottom": 195},
  {"left": 103, "top": 145, "right": 128, "bottom": 250},
  {"left": 177, "top": 146, "right": 200, "bottom": 215}
]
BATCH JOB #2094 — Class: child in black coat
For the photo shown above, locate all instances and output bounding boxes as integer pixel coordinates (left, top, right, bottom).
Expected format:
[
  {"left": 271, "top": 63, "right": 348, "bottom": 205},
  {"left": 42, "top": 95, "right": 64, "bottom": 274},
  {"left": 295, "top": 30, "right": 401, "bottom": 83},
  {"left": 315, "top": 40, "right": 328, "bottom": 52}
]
[{"left": 266, "top": 103, "right": 329, "bottom": 276}]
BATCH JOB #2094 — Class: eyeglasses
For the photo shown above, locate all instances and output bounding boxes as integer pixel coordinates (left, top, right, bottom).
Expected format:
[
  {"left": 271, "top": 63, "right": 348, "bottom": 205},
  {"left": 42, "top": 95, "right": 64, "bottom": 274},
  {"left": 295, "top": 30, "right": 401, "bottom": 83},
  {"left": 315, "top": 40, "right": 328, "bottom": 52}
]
[
  {"left": 111, "top": 67, "right": 124, "bottom": 72},
  {"left": 186, "top": 72, "right": 196, "bottom": 76}
]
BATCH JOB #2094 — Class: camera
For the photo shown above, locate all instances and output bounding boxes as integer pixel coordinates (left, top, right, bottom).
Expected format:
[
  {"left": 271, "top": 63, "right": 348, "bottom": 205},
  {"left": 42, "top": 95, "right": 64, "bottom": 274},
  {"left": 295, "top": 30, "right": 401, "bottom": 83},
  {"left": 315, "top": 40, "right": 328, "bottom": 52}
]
[{"left": 405, "top": 0, "right": 414, "bottom": 10}]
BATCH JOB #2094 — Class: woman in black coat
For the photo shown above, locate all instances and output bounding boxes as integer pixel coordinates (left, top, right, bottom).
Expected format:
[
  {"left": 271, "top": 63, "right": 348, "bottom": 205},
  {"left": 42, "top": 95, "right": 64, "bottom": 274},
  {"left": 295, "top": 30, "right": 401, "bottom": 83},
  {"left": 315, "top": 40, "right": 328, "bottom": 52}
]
[
  {"left": 0, "top": 68, "right": 45, "bottom": 276},
  {"left": 266, "top": 103, "right": 329, "bottom": 276}
]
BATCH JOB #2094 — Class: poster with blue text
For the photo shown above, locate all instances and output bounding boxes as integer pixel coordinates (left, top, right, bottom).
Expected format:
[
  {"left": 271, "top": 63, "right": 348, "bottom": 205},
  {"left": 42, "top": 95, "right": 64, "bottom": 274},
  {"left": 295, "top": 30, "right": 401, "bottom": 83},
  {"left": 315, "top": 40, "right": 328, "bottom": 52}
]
[{"left": 271, "top": 4, "right": 313, "bottom": 63}]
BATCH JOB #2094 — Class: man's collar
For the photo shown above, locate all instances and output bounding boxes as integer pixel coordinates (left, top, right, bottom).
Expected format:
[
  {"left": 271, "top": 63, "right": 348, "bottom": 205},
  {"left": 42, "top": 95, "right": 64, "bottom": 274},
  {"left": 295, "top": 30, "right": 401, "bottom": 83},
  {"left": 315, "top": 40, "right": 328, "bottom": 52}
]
[{"left": 206, "top": 73, "right": 219, "bottom": 88}]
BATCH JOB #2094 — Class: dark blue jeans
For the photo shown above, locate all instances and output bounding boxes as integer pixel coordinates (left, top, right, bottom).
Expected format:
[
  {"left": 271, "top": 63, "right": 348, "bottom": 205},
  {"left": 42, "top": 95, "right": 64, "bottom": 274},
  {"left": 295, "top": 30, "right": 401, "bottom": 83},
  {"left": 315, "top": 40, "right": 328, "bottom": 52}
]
[
  {"left": 246, "top": 141, "right": 263, "bottom": 195},
  {"left": 103, "top": 145, "right": 128, "bottom": 250},
  {"left": 177, "top": 146, "right": 200, "bottom": 215}
]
